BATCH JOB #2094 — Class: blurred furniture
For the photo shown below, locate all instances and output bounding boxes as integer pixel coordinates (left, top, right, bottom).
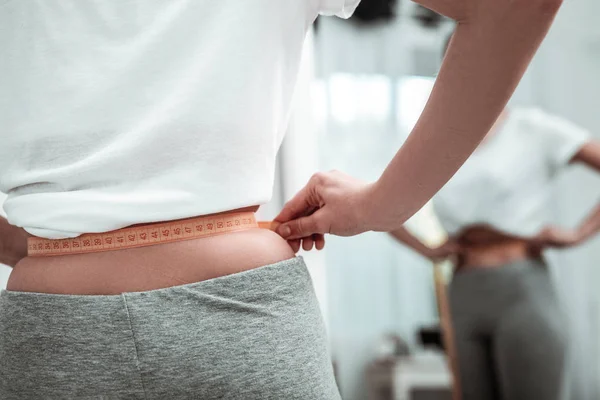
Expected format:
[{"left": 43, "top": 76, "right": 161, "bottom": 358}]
[
  {"left": 366, "top": 261, "right": 461, "bottom": 400},
  {"left": 366, "top": 334, "right": 411, "bottom": 399},
  {"left": 366, "top": 359, "right": 397, "bottom": 400},
  {"left": 418, "top": 326, "right": 444, "bottom": 351},
  {"left": 366, "top": 352, "right": 452, "bottom": 400},
  {"left": 411, "top": 390, "right": 452, "bottom": 400},
  {"left": 394, "top": 352, "right": 452, "bottom": 400}
]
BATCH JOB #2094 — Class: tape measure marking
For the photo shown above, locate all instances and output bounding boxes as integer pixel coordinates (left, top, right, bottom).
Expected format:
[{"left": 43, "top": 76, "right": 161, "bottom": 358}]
[{"left": 27, "top": 212, "right": 275, "bottom": 257}]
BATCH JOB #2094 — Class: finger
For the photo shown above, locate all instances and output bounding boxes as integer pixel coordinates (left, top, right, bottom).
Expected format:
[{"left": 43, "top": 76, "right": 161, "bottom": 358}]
[
  {"left": 315, "top": 234, "right": 325, "bottom": 251},
  {"left": 275, "top": 182, "right": 319, "bottom": 224},
  {"left": 302, "top": 237, "right": 314, "bottom": 251},
  {"left": 288, "top": 240, "right": 301, "bottom": 253},
  {"left": 278, "top": 209, "right": 329, "bottom": 240}
]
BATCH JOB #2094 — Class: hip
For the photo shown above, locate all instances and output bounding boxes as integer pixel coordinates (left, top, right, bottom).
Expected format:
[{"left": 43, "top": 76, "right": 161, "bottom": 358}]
[
  {"left": 8, "top": 208, "right": 294, "bottom": 295},
  {"left": 450, "top": 257, "right": 557, "bottom": 305},
  {"left": 452, "top": 225, "right": 541, "bottom": 271},
  {"left": 0, "top": 257, "right": 340, "bottom": 400},
  {"left": 456, "top": 240, "right": 539, "bottom": 271}
]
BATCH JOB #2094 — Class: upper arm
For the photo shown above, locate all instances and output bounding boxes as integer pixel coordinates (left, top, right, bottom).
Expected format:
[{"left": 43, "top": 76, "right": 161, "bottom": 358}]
[{"left": 572, "top": 141, "right": 600, "bottom": 173}]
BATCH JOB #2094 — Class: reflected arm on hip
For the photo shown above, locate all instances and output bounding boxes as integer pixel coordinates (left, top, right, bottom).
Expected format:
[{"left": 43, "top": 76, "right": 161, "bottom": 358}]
[
  {"left": 388, "top": 226, "right": 460, "bottom": 262},
  {"left": 571, "top": 141, "right": 600, "bottom": 243}
]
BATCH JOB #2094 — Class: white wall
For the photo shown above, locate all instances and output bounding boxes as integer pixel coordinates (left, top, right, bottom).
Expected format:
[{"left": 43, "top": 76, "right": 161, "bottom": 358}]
[{"left": 525, "top": 4, "right": 600, "bottom": 398}]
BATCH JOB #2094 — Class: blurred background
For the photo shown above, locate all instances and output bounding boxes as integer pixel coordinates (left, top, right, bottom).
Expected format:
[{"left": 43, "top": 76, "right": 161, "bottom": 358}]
[{"left": 2, "top": 1, "right": 600, "bottom": 399}]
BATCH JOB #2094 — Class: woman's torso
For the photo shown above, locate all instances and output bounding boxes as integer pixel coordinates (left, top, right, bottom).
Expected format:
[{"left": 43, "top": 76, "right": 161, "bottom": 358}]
[
  {"left": 1, "top": 1, "right": 328, "bottom": 294},
  {"left": 432, "top": 108, "right": 590, "bottom": 268},
  {"left": 433, "top": 109, "right": 556, "bottom": 241},
  {"left": 451, "top": 225, "right": 537, "bottom": 269},
  {"left": 0, "top": 0, "right": 315, "bottom": 239}
]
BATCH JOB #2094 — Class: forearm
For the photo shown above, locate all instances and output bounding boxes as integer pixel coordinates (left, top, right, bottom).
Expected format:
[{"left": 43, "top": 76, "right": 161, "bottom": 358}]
[
  {"left": 389, "top": 226, "right": 433, "bottom": 258},
  {"left": 577, "top": 202, "right": 600, "bottom": 243},
  {"left": 0, "top": 217, "right": 28, "bottom": 267},
  {"left": 368, "top": 0, "right": 562, "bottom": 231}
]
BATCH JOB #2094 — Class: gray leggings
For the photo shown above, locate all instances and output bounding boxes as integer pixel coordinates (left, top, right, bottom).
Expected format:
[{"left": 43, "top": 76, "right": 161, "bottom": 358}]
[
  {"left": 0, "top": 257, "right": 341, "bottom": 400},
  {"left": 449, "top": 259, "right": 567, "bottom": 400}
]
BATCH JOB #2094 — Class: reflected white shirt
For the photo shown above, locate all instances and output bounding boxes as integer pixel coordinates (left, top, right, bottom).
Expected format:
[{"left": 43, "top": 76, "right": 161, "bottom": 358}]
[{"left": 433, "top": 108, "right": 591, "bottom": 237}]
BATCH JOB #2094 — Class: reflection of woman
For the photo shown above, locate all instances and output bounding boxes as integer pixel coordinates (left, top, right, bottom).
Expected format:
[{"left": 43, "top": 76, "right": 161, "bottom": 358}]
[
  {"left": 0, "top": 0, "right": 562, "bottom": 398},
  {"left": 390, "top": 108, "right": 600, "bottom": 400}
]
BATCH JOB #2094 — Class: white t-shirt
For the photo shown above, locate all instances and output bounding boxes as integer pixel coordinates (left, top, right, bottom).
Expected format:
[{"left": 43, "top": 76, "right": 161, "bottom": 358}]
[
  {"left": 0, "top": 0, "right": 360, "bottom": 239},
  {"left": 432, "top": 108, "right": 591, "bottom": 237}
]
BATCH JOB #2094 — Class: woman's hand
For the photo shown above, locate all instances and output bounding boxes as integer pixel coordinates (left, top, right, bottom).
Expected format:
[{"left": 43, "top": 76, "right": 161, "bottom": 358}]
[
  {"left": 286, "top": 234, "right": 326, "bottom": 254},
  {"left": 275, "top": 170, "right": 465, "bottom": 262},
  {"left": 275, "top": 171, "right": 380, "bottom": 242},
  {"left": 425, "top": 239, "right": 463, "bottom": 263},
  {"left": 529, "top": 226, "right": 583, "bottom": 250}
]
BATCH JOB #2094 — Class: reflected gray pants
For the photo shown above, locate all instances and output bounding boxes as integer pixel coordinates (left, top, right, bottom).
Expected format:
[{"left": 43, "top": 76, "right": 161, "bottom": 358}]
[
  {"left": 0, "top": 257, "right": 341, "bottom": 400},
  {"left": 449, "top": 259, "right": 567, "bottom": 400}
]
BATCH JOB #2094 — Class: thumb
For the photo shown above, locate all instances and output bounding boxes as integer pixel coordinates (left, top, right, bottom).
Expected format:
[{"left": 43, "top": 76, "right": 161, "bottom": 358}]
[
  {"left": 277, "top": 210, "right": 329, "bottom": 240},
  {"left": 275, "top": 179, "right": 320, "bottom": 223}
]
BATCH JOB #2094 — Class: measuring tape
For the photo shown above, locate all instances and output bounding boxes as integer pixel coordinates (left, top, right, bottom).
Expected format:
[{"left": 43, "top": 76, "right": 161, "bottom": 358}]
[{"left": 27, "top": 212, "right": 280, "bottom": 257}]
